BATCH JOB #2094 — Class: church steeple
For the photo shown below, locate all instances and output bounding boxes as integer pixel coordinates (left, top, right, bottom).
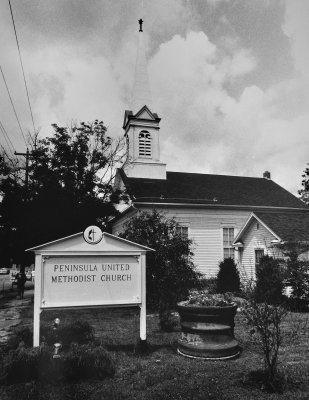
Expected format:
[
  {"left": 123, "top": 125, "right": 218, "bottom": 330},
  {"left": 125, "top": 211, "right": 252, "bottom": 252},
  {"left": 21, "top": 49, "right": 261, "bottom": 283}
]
[
  {"left": 131, "top": 18, "right": 152, "bottom": 114},
  {"left": 122, "top": 19, "right": 166, "bottom": 180}
]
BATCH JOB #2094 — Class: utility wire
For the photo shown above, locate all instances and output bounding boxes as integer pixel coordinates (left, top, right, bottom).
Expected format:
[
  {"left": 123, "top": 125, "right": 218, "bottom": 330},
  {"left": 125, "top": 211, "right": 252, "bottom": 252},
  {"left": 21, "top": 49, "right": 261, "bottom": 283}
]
[
  {"left": 8, "top": 0, "right": 36, "bottom": 139},
  {"left": 0, "top": 144, "right": 11, "bottom": 160},
  {"left": 0, "top": 120, "right": 16, "bottom": 158},
  {"left": 0, "top": 65, "right": 28, "bottom": 147},
  {"left": 0, "top": 144, "right": 20, "bottom": 176},
  {"left": 0, "top": 144, "right": 13, "bottom": 161},
  {"left": 0, "top": 120, "right": 15, "bottom": 151}
]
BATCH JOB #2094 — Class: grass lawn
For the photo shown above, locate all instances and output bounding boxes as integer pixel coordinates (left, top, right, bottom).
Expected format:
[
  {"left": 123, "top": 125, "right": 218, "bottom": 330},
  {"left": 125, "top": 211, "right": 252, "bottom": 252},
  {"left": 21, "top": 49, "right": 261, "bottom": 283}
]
[{"left": 0, "top": 303, "right": 308, "bottom": 400}]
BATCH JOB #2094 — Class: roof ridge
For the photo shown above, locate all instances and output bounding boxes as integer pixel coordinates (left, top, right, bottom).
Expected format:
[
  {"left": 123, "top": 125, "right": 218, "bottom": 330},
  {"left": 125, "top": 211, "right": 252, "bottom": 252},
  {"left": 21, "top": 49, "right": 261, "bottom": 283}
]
[{"left": 166, "top": 170, "right": 269, "bottom": 180}]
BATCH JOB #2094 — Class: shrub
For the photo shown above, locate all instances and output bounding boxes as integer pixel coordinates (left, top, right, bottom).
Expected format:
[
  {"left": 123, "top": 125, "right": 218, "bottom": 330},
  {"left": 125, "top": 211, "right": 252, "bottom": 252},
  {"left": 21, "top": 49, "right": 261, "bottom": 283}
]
[
  {"left": 119, "top": 210, "right": 201, "bottom": 328},
  {"left": 65, "top": 343, "right": 115, "bottom": 381},
  {"left": 243, "top": 301, "right": 288, "bottom": 392},
  {"left": 2, "top": 344, "right": 55, "bottom": 383},
  {"left": 41, "top": 320, "right": 95, "bottom": 349},
  {"left": 6, "top": 326, "right": 33, "bottom": 350},
  {"left": 273, "top": 241, "right": 309, "bottom": 310},
  {"left": 158, "top": 311, "right": 179, "bottom": 332},
  {"left": 1, "top": 343, "right": 115, "bottom": 383},
  {"left": 199, "top": 277, "right": 217, "bottom": 294},
  {"left": 216, "top": 258, "right": 240, "bottom": 294},
  {"left": 7, "top": 320, "right": 95, "bottom": 351},
  {"left": 254, "top": 256, "right": 285, "bottom": 304},
  {"left": 286, "top": 260, "right": 309, "bottom": 310}
]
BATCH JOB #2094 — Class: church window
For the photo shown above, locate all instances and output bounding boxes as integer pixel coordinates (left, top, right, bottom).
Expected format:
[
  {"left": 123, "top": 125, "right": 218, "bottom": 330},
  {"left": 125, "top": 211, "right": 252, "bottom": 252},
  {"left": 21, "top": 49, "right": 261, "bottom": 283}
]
[
  {"left": 223, "top": 227, "right": 235, "bottom": 259},
  {"left": 255, "top": 249, "right": 264, "bottom": 267},
  {"left": 138, "top": 131, "right": 152, "bottom": 157},
  {"left": 176, "top": 225, "right": 189, "bottom": 238}
]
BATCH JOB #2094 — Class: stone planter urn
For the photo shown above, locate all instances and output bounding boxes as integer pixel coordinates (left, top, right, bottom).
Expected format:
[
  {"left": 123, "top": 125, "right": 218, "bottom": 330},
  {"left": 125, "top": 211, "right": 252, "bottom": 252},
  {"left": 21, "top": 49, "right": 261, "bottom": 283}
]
[{"left": 177, "top": 293, "right": 240, "bottom": 360}]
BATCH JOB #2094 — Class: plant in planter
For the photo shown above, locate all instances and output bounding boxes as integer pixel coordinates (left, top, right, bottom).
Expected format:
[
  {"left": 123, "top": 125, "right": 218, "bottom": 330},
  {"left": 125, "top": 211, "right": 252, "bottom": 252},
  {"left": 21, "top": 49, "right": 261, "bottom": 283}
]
[
  {"left": 186, "top": 292, "right": 234, "bottom": 307},
  {"left": 177, "top": 291, "right": 240, "bottom": 360}
]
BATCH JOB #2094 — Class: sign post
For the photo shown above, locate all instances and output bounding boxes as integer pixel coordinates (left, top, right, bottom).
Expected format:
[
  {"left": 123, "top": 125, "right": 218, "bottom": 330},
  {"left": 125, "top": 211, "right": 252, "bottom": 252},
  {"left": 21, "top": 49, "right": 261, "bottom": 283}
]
[{"left": 27, "top": 229, "right": 153, "bottom": 347}]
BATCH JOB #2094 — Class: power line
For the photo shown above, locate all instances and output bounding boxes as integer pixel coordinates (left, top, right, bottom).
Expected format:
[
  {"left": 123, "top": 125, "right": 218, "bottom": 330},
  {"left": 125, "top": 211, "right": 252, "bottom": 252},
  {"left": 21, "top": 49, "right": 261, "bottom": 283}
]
[
  {"left": 0, "top": 120, "right": 16, "bottom": 158},
  {"left": 0, "top": 144, "right": 21, "bottom": 178},
  {"left": 8, "top": 0, "right": 36, "bottom": 137},
  {"left": 0, "top": 145, "right": 12, "bottom": 161},
  {"left": 0, "top": 65, "right": 28, "bottom": 147},
  {"left": 0, "top": 120, "right": 15, "bottom": 151}
]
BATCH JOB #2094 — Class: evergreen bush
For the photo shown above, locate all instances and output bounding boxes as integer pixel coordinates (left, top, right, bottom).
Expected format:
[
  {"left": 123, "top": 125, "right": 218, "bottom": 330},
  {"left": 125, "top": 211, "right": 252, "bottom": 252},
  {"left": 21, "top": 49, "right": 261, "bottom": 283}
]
[
  {"left": 254, "top": 255, "right": 285, "bottom": 304},
  {"left": 216, "top": 258, "right": 240, "bottom": 294}
]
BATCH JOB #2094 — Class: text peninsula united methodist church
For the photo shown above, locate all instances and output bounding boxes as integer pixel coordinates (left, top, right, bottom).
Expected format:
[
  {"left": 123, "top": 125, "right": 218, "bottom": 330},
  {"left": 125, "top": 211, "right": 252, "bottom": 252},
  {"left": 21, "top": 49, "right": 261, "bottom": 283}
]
[{"left": 112, "top": 20, "right": 309, "bottom": 280}]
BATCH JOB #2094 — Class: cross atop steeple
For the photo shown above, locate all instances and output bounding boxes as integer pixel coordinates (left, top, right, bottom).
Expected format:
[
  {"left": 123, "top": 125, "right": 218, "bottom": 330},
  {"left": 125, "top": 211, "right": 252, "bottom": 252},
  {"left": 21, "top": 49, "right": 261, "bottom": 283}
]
[{"left": 138, "top": 18, "right": 143, "bottom": 32}]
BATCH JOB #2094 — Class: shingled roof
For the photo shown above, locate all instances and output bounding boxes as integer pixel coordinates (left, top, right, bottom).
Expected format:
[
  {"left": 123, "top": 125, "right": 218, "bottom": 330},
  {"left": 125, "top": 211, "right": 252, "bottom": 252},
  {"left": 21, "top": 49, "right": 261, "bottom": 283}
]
[
  {"left": 254, "top": 212, "right": 309, "bottom": 242},
  {"left": 118, "top": 169, "right": 307, "bottom": 209}
]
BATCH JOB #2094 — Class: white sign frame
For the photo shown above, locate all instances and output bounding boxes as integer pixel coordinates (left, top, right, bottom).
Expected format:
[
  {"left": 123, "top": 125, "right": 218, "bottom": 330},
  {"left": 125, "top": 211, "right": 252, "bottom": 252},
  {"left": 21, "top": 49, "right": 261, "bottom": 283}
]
[{"left": 28, "top": 232, "right": 153, "bottom": 347}]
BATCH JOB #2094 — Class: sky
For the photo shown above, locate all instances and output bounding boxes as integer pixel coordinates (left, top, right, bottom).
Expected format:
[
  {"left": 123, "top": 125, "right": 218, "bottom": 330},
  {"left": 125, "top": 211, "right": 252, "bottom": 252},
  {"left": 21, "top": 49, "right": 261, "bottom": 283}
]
[{"left": 0, "top": 0, "right": 308, "bottom": 195}]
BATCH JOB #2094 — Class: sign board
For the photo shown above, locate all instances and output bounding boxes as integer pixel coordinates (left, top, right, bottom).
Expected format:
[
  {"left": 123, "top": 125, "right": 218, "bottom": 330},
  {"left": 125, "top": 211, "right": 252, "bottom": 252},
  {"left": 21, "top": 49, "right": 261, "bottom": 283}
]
[
  {"left": 41, "top": 255, "right": 141, "bottom": 308},
  {"left": 27, "top": 230, "right": 153, "bottom": 347}
]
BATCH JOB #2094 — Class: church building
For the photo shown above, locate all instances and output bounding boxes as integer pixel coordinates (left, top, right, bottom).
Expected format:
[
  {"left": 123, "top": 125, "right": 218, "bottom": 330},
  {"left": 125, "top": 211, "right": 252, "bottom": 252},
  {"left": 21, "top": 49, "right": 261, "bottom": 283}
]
[{"left": 112, "top": 20, "right": 309, "bottom": 280}]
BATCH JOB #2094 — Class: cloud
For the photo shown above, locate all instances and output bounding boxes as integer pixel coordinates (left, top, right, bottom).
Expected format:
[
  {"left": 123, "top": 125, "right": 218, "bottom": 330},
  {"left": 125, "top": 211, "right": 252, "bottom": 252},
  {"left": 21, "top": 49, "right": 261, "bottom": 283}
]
[
  {"left": 283, "top": 0, "right": 309, "bottom": 80},
  {"left": 148, "top": 29, "right": 309, "bottom": 194},
  {"left": 1, "top": 0, "right": 308, "bottom": 196}
]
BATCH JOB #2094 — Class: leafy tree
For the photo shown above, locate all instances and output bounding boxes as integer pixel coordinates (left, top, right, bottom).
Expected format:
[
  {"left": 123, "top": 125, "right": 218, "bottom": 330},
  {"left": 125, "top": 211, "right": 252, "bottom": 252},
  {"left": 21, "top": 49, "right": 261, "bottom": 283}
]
[
  {"left": 119, "top": 209, "right": 201, "bottom": 327},
  {"left": 298, "top": 163, "right": 309, "bottom": 204},
  {"left": 216, "top": 257, "right": 240, "bottom": 294},
  {"left": 0, "top": 120, "right": 126, "bottom": 266}
]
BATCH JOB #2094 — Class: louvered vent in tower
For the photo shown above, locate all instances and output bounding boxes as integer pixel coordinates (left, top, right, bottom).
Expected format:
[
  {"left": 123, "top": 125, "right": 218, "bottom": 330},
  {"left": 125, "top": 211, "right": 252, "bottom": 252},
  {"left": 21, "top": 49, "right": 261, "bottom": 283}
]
[{"left": 139, "top": 130, "right": 152, "bottom": 157}]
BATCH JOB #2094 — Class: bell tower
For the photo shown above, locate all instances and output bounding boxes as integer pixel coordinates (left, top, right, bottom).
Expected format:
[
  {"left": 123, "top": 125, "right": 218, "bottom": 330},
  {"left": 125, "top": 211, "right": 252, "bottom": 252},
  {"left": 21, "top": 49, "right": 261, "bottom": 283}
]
[{"left": 123, "top": 19, "right": 166, "bottom": 180}]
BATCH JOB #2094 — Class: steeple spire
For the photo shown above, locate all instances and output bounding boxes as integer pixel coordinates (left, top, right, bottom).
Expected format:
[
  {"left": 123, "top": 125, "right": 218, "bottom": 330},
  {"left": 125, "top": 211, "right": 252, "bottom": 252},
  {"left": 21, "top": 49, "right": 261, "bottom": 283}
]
[{"left": 131, "top": 18, "right": 152, "bottom": 113}]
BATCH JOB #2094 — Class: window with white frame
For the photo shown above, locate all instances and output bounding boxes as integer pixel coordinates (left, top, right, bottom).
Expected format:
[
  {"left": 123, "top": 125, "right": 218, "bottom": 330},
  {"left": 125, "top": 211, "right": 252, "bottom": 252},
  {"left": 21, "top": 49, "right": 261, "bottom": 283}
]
[
  {"left": 255, "top": 249, "right": 264, "bottom": 267},
  {"left": 223, "top": 227, "right": 235, "bottom": 259},
  {"left": 176, "top": 225, "right": 189, "bottom": 238},
  {"left": 138, "top": 130, "right": 152, "bottom": 157}
]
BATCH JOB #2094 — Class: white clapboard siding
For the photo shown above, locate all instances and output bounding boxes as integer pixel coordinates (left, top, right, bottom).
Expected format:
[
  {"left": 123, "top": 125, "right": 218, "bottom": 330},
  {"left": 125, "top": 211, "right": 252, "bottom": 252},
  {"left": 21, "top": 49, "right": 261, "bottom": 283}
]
[
  {"left": 112, "top": 206, "right": 251, "bottom": 277},
  {"left": 239, "top": 219, "right": 277, "bottom": 280}
]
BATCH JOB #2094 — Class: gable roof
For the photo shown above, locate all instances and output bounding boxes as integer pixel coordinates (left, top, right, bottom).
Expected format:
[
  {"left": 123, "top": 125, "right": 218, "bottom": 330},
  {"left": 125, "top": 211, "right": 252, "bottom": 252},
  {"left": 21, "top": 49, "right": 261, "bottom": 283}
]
[
  {"left": 123, "top": 106, "right": 160, "bottom": 129},
  {"left": 234, "top": 211, "right": 309, "bottom": 243},
  {"left": 118, "top": 169, "right": 308, "bottom": 209},
  {"left": 254, "top": 212, "right": 309, "bottom": 242}
]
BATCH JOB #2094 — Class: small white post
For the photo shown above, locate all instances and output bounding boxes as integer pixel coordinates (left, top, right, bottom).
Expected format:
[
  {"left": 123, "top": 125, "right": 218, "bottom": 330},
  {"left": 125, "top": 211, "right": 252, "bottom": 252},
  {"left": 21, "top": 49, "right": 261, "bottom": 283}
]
[
  {"left": 139, "top": 253, "right": 146, "bottom": 341},
  {"left": 33, "top": 254, "right": 42, "bottom": 347},
  {"left": 234, "top": 247, "right": 239, "bottom": 265}
]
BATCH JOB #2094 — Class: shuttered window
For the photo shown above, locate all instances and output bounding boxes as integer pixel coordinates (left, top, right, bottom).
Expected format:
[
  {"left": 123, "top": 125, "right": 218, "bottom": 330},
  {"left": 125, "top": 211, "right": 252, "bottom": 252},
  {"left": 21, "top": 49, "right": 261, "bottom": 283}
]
[
  {"left": 223, "top": 228, "right": 235, "bottom": 259},
  {"left": 139, "top": 131, "right": 152, "bottom": 157}
]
